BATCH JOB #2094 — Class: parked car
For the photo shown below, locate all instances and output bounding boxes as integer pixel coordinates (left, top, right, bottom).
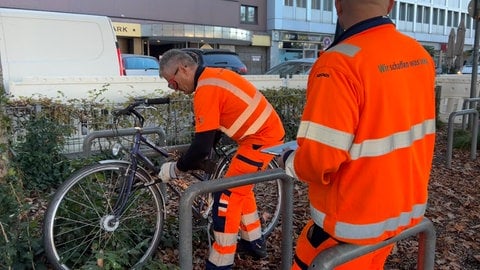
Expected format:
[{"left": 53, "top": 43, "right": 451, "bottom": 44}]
[
  {"left": 265, "top": 58, "right": 316, "bottom": 78},
  {"left": 121, "top": 54, "right": 159, "bottom": 76},
  {"left": 181, "top": 48, "right": 248, "bottom": 75}
]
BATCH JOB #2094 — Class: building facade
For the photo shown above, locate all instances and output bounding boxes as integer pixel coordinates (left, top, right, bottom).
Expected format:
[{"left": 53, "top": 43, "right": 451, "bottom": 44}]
[
  {"left": 267, "top": 0, "right": 474, "bottom": 68},
  {"left": 0, "top": 0, "right": 475, "bottom": 74}
]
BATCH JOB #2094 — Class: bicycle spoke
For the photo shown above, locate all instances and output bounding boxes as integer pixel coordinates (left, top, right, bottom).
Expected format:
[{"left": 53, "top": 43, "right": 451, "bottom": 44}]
[{"left": 59, "top": 226, "right": 103, "bottom": 267}]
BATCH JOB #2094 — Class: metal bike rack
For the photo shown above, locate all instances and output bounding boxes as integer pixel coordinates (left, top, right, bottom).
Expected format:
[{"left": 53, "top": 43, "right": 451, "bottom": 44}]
[
  {"left": 82, "top": 127, "right": 166, "bottom": 157},
  {"left": 308, "top": 217, "right": 436, "bottom": 270},
  {"left": 446, "top": 109, "right": 478, "bottom": 168},
  {"left": 178, "top": 168, "right": 294, "bottom": 270},
  {"left": 460, "top": 97, "right": 480, "bottom": 129}
]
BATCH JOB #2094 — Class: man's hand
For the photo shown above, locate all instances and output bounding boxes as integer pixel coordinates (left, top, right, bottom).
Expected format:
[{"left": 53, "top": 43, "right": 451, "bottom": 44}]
[{"left": 158, "top": 162, "right": 178, "bottom": 183}]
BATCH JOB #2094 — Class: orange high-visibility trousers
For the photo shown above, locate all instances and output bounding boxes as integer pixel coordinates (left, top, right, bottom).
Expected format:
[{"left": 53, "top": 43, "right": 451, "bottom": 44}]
[
  {"left": 292, "top": 220, "right": 394, "bottom": 270},
  {"left": 207, "top": 145, "right": 274, "bottom": 268}
]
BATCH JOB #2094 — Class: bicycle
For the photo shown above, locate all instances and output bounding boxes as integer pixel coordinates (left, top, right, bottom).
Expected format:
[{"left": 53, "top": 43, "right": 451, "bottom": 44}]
[{"left": 43, "top": 97, "right": 282, "bottom": 269}]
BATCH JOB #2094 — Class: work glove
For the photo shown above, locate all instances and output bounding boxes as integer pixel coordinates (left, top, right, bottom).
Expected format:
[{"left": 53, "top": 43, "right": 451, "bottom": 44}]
[{"left": 158, "top": 161, "right": 178, "bottom": 183}]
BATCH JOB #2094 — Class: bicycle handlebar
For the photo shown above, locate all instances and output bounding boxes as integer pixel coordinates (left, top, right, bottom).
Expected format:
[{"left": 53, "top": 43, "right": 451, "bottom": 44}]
[
  {"left": 112, "top": 97, "right": 171, "bottom": 127},
  {"left": 143, "top": 97, "right": 171, "bottom": 105},
  {"left": 113, "top": 97, "right": 171, "bottom": 117}
]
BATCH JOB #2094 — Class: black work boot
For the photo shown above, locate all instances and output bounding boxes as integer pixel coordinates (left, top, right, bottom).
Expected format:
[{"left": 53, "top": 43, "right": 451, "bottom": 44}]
[
  {"left": 205, "top": 260, "right": 232, "bottom": 270},
  {"left": 236, "top": 237, "right": 268, "bottom": 260}
]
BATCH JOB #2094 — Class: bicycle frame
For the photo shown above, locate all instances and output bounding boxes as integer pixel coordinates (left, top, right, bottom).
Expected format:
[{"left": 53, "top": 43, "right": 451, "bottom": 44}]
[
  {"left": 109, "top": 101, "right": 215, "bottom": 221},
  {"left": 111, "top": 126, "right": 169, "bottom": 217}
]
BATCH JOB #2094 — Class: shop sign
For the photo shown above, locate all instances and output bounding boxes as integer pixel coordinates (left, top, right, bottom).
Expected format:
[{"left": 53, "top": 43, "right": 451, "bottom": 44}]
[
  {"left": 282, "top": 32, "right": 322, "bottom": 42},
  {"left": 112, "top": 22, "right": 141, "bottom": 37}
]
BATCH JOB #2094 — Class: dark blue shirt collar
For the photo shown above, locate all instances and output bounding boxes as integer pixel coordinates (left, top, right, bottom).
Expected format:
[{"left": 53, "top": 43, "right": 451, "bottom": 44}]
[
  {"left": 328, "top": 16, "right": 394, "bottom": 50},
  {"left": 193, "top": 65, "right": 205, "bottom": 90}
]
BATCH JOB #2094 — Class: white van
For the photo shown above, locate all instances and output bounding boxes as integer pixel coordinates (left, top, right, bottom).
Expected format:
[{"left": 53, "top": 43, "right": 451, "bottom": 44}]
[{"left": 0, "top": 8, "right": 123, "bottom": 95}]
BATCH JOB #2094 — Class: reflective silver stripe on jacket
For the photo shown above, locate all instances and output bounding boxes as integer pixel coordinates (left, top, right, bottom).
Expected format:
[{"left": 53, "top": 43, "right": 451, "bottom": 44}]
[
  {"left": 197, "top": 78, "right": 273, "bottom": 139},
  {"left": 328, "top": 43, "right": 361, "bottom": 57},
  {"left": 310, "top": 203, "right": 426, "bottom": 239},
  {"left": 297, "top": 118, "right": 435, "bottom": 160},
  {"left": 297, "top": 121, "right": 354, "bottom": 151}
]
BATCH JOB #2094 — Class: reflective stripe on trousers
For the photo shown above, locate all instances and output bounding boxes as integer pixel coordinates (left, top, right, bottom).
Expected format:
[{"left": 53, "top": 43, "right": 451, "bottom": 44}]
[
  {"left": 207, "top": 147, "right": 270, "bottom": 268},
  {"left": 291, "top": 220, "right": 393, "bottom": 270}
]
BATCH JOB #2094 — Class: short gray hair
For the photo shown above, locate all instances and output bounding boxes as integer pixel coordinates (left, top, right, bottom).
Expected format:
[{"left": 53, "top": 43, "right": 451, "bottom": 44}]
[{"left": 159, "top": 49, "right": 197, "bottom": 76}]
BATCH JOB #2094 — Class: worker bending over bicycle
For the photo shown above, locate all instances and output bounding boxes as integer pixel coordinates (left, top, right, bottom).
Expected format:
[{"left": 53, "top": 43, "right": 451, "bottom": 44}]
[{"left": 158, "top": 49, "right": 285, "bottom": 270}]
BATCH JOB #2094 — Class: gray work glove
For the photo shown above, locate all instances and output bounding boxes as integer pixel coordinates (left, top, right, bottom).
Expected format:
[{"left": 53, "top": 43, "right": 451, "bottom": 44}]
[{"left": 158, "top": 161, "right": 178, "bottom": 183}]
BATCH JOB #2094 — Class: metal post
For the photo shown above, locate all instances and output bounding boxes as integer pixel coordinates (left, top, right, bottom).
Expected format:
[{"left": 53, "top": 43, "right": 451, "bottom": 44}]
[
  {"left": 446, "top": 109, "right": 479, "bottom": 168},
  {"left": 417, "top": 219, "right": 437, "bottom": 270},
  {"left": 308, "top": 218, "right": 436, "bottom": 270},
  {"left": 471, "top": 0, "right": 480, "bottom": 98}
]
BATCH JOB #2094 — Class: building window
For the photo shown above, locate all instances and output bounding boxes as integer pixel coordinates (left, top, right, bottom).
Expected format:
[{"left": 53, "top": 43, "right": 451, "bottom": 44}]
[
  {"left": 447, "top": 10, "right": 452, "bottom": 26},
  {"left": 312, "top": 0, "right": 320, "bottom": 10},
  {"left": 416, "top": 5, "right": 430, "bottom": 24},
  {"left": 416, "top": 5, "right": 423, "bottom": 23},
  {"left": 285, "top": 0, "right": 293, "bottom": 6},
  {"left": 399, "top": 2, "right": 406, "bottom": 20},
  {"left": 439, "top": 9, "right": 445, "bottom": 25},
  {"left": 465, "top": 14, "right": 472, "bottom": 29},
  {"left": 323, "top": 0, "right": 333, "bottom": 11},
  {"left": 406, "top": 3, "right": 414, "bottom": 22},
  {"left": 433, "top": 8, "right": 438, "bottom": 25},
  {"left": 389, "top": 1, "right": 397, "bottom": 20},
  {"left": 240, "top": 5, "right": 258, "bottom": 24},
  {"left": 423, "top": 7, "right": 430, "bottom": 24},
  {"left": 297, "top": 0, "right": 306, "bottom": 8}
]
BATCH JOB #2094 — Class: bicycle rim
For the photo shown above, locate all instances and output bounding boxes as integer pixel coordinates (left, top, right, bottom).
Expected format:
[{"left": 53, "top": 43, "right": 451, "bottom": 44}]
[
  {"left": 254, "top": 175, "right": 282, "bottom": 237},
  {"left": 43, "top": 163, "right": 164, "bottom": 270}
]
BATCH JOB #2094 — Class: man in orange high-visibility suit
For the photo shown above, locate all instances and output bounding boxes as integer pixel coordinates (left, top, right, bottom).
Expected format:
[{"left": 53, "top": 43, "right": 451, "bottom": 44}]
[
  {"left": 279, "top": 0, "right": 436, "bottom": 269},
  {"left": 158, "top": 49, "right": 285, "bottom": 270}
]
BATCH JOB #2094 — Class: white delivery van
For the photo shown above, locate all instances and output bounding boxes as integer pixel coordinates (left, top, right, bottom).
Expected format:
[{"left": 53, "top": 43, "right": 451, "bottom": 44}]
[{"left": 0, "top": 8, "right": 126, "bottom": 97}]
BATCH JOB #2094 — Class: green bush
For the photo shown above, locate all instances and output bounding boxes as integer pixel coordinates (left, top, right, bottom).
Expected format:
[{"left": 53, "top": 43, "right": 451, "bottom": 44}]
[
  {"left": 12, "top": 115, "right": 74, "bottom": 192},
  {"left": 0, "top": 175, "right": 47, "bottom": 269},
  {"left": 261, "top": 88, "right": 305, "bottom": 141},
  {"left": 453, "top": 128, "right": 480, "bottom": 150}
]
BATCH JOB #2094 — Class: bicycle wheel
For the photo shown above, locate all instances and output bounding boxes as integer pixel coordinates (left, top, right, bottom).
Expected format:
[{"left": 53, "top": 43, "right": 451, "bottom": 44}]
[
  {"left": 43, "top": 162, "right": 165, "bottom": 270},
  {"left": 212, "top": 148, "right": 282, "bottom": 237}
]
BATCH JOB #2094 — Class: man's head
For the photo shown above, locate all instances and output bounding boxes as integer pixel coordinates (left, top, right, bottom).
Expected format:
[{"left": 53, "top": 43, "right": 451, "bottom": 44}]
[
  {"left": 335, "top": 0, "right": 394, "bottom": 31},
  {"left": 159, "top": 49, "right": 198, "bottom": 95}
]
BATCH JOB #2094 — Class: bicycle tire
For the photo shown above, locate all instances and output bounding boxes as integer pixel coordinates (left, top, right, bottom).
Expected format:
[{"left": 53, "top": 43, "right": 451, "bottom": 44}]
[
  {"left": 212, "top": 148, "right": 282, "bottom": 237},
  {"left": 43, "top": 162, "right": 165, "bottom": 270}
]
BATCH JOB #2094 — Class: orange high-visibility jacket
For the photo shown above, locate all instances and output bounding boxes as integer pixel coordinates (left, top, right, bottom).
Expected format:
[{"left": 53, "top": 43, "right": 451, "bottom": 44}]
[
  {"left": 285, "top": 20, "right": 436, "bottom": 245},
  {"left": 193, "top": 67, "right": 284, "bottom": 146}
]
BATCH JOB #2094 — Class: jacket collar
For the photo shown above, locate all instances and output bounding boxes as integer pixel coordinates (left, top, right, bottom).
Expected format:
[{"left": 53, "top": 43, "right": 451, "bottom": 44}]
[
  {"left": 328, "top": 16, "right": 394, "bottom": 50},
  {"left": 193, "top": 65, "right": 205, "bottom": 90}
]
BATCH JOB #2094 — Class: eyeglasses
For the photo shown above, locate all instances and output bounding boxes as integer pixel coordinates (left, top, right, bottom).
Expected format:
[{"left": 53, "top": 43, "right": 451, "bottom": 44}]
[{"left": 167, "top": 67, "right": 179, "bottom": 90}]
